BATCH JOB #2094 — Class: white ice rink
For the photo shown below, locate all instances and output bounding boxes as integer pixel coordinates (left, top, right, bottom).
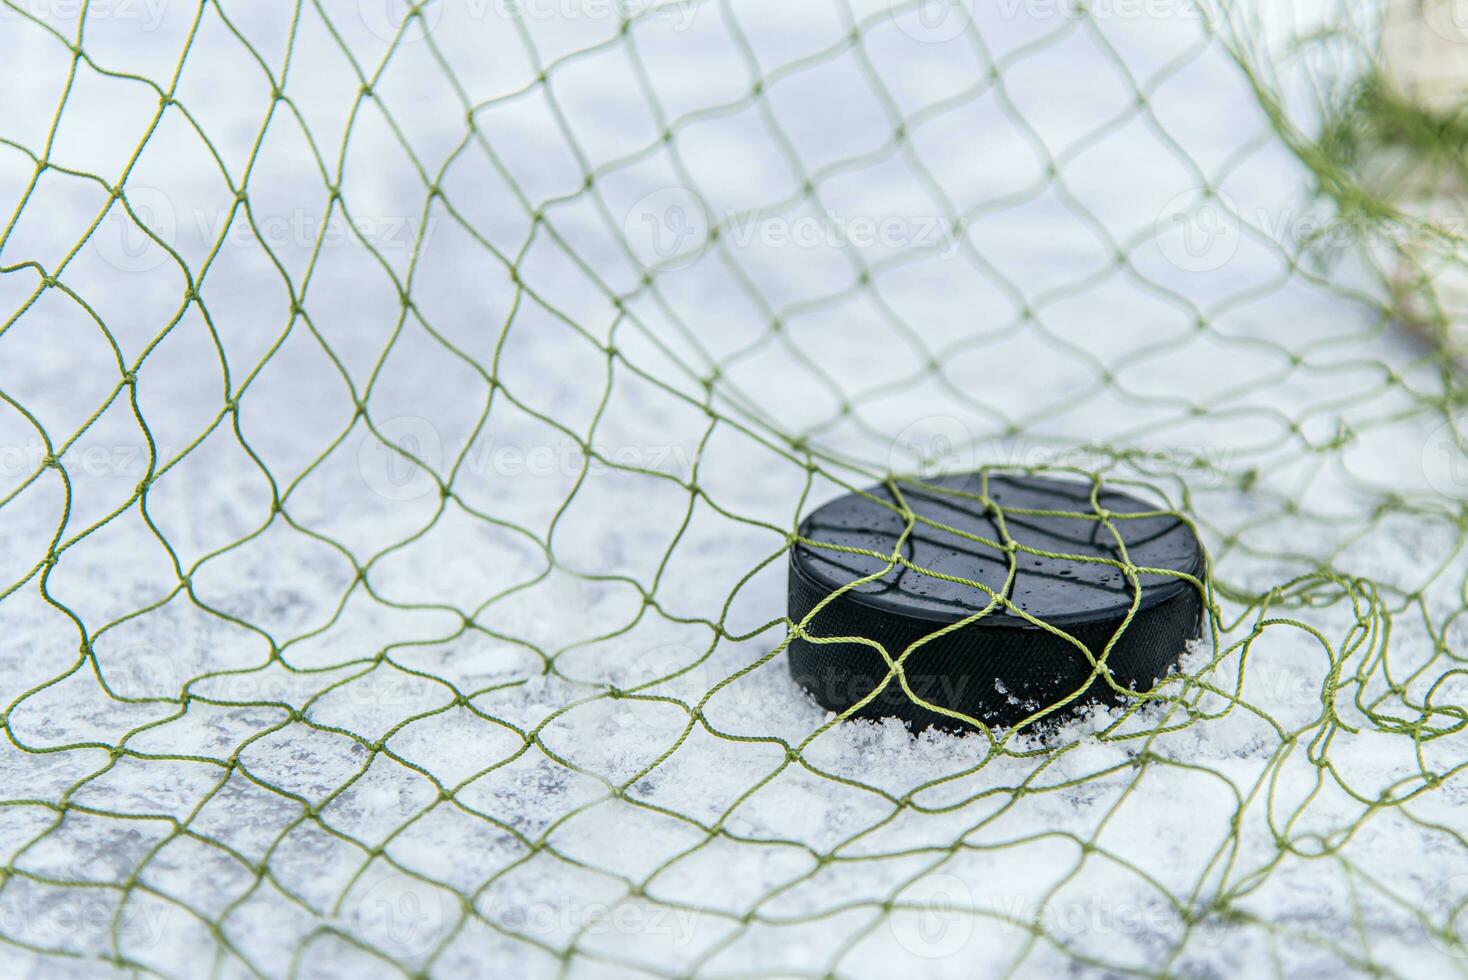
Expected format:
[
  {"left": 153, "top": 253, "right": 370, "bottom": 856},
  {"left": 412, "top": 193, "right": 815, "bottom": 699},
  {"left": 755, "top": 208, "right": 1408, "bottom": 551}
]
[{"left": 1, "top": 1, "right": 1466, "bottom": 977}]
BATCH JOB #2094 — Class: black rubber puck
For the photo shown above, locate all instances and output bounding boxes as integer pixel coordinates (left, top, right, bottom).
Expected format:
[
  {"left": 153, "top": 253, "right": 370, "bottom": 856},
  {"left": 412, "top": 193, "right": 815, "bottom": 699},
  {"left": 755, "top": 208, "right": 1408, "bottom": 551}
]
[{"left": 787, "top": 472, "right": 1204, "bottom": 732}]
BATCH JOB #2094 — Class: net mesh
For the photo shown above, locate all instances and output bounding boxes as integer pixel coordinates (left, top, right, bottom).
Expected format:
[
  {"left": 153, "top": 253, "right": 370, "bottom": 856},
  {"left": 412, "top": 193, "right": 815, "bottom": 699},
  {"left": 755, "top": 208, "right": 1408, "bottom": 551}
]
[{"left": 1, "top": 0, "right": 1466, "bottom": 976}]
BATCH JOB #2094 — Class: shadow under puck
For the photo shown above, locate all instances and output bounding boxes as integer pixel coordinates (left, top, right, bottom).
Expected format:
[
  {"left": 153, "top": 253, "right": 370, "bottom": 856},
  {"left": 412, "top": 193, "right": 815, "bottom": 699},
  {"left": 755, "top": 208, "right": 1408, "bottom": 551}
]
[{"left": 787, "top": 472, "right": 1204, "bottom": 732}]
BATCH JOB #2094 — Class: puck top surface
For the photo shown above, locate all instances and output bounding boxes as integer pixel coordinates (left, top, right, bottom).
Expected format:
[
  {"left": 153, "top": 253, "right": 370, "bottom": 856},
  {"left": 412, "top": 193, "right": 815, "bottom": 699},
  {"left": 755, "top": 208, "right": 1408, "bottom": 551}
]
[{"left": 792, "top": 473, "right": 1203, "bottom": 627}]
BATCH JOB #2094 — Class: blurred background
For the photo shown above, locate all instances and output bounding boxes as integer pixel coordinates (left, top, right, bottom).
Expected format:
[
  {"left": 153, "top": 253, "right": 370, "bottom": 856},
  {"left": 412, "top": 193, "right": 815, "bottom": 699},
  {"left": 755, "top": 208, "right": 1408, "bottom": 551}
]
[{"left": 0, "top": 1, "right": 1466, "bottom": 977}]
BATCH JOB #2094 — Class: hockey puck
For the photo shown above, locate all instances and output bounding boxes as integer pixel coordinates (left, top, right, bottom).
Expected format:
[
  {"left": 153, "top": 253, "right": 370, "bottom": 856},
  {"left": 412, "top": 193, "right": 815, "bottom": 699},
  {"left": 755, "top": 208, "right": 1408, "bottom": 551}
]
[{"left": 787, "top": 472, "right": 1204, "bottom": 731}]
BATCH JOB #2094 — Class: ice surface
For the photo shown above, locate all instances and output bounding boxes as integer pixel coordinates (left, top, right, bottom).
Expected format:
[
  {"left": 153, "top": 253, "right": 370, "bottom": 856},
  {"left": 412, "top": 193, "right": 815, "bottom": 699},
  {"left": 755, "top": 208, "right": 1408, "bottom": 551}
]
[{"left": 0, "top": 1, "right": 1465, "bottom": 978}]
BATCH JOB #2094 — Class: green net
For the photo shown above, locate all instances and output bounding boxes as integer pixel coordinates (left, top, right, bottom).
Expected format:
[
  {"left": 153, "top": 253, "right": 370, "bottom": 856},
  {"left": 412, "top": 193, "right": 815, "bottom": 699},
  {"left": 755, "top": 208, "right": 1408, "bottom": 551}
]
[{"left": 1, "top": 0, "right": 1467, "bottom": 976}]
